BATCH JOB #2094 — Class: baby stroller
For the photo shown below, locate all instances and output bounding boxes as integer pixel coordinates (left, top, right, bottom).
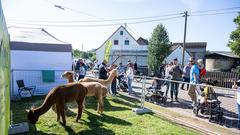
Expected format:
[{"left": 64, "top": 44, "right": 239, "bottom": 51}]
[
  {"left": 117, "top": 74, "right": 128, "bottom": 92},
  {"left": 193, "top": 81, "right": 223, "bottom": 122},
  {"left": 145, "top": 78, "right": 167, "bottom": 104}
]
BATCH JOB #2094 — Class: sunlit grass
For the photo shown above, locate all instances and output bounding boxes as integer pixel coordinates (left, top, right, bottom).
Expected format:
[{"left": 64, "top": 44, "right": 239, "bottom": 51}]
[{"left": 11, "top": 95, "right": 199, "bottom": 135}]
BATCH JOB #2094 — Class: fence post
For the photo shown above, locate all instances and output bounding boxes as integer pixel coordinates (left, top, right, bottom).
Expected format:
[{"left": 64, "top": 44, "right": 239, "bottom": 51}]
[
  {"left": 132, "top": 75, "right": 151, "bottom": 114},
  {"left": 141, "top": 75, "right": 146, "bottom": 108}
]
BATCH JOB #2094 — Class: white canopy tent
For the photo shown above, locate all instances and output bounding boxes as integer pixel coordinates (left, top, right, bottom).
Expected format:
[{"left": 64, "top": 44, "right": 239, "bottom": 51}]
[{"left": 9, "top": 26, "right": 72, "bottom": 97}]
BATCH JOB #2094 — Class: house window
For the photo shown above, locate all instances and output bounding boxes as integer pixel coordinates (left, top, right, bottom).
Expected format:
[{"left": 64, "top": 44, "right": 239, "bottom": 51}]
[
  {"left": 114, "top": 40, "right": 118, "bottom": 45},
  {"left": 120, "top": 31, "right": 123, "bottom": 35},
  {"left": 124, "top": 40, "right": 129, "bottom": 45}
]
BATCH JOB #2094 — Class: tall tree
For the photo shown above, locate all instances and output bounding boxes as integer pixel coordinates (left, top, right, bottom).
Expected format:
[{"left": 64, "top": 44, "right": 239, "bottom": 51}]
[
  {"left": 148, "top": 24, "right": 171, "bottom": 71},
  {"left": 73, "top": 49, "right": 81, "bottom": 58},
  {"left": 228, "top": 13, "right": 240, "bottom": 56}
]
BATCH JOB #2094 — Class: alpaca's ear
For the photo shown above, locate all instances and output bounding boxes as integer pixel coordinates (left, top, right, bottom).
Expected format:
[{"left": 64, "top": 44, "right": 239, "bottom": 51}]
[{"left": 30, "top": 105, "right": 35, "bottom": 110}]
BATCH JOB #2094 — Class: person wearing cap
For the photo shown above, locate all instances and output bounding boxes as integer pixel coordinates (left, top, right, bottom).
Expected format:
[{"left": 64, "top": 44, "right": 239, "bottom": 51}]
[
  {"left": 117, "top": 62, "right": 125, "bottom": 75},
  {"left": 169, "top": 58, "right": 182, "bottom": 102},
  {"left": 99, "top": 59, "right": 108, "bottom": 80},
  {"left": 188, "top": 58, "right": 200, "bottom": 107}
]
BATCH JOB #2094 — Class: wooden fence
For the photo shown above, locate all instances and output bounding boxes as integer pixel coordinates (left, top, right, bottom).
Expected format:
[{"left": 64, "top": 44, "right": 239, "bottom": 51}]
[{"left": 205, "top": 71, "right": 239, "bottom": 88}]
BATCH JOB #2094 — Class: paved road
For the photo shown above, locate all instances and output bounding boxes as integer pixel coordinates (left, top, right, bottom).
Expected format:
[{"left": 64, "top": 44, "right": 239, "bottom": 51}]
[{"left": 130, "top": 79, "right": 239, "bottom": 129}]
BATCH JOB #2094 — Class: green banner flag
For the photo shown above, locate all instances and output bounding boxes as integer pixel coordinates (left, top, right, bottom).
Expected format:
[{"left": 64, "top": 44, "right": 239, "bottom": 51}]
[
  {"left": 0, "top": 1, "right": 10, "bottom": 134},
  {"left": 104, "top": 40, "right": 112, "bottom": 63}
]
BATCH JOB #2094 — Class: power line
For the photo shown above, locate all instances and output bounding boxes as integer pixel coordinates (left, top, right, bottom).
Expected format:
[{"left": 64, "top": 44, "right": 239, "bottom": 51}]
[
  {"left": 7, "top": 13, "right": 181, "bottom": 23},
  {"left": 42, "top": 0, "right": 104, "bottom": 20},
  {"left": 8, "top": 10, "right": 239, "bottom": 27},
  {"left": 7, "top": 9, "right": 239, "bottom": 24},
  {"left": 126, "top": 25, "right": 141, "bottom": 38},
  {"left": 190, "top": 10, "right": 240, "bottom": 17},
  {"left": 189, "top": 6, "right": 240, "bottom": 14},
  {"left": 9, "top": 16, "right": 183, "bottom": 27}
]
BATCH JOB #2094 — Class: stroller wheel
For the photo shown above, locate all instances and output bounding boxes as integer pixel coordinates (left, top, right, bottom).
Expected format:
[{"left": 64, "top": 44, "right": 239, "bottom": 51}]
[
  {"left": 200, "top": 109, "right": 205, "bottom": 114},
  {"left": 193, "top": 107, "right": 198, "bottom": 116},
  {"left": 217, "top": 112, "right": 223, "bottom": 122},
  {"left": 209, "top": 113, "right": 213, "bottom": 122},
  {"left": 162, "top": 96, "right": 167, "bottom": 103}
]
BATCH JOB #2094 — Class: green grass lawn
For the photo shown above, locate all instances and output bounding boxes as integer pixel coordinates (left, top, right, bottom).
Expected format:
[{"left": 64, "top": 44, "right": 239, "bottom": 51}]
[{"left": 11, "top": 94, "right": 200, "bottom": 135}]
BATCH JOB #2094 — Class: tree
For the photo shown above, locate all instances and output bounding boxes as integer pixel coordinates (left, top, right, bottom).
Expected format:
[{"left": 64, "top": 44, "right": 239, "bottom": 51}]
[
  {"left": 228, "top": 13, "right": 240, "bottom": 56},
  {"left": 148, "top": 24, "right": 171, "bottom": 71},
  {"left": 72, "top": 49, "right": 96, "bottom": 62},
  {"left": 73, "top": 49, "right": 81, "bottom": 58}
]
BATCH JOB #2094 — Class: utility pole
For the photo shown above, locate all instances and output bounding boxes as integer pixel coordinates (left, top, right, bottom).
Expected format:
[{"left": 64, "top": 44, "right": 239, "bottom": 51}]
[
  {"left": 82, "top": 44, "right": 83, "bottom": 52},
  {"left": 182, "top": 11, "right": 189, "bottom": 67}
]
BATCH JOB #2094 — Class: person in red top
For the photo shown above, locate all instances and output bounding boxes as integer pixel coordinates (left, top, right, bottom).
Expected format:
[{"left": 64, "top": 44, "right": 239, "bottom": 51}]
[{"left": 197, "top": 59, "right": 206, "bottom": 81}]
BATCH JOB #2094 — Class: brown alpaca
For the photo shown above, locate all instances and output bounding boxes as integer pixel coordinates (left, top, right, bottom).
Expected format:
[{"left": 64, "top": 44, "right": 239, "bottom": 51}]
[
  {"left": 79, "top": 69, "right": 118, "bottom": 86},
  {"left": 62, "top": 71, "right": 108, "bottom": 113},
  {"left": 80, "top": 82, "right": 107, "bottom": 113},
  {"left": 27, "top": 83, "right": 87, "bottom": 126}
]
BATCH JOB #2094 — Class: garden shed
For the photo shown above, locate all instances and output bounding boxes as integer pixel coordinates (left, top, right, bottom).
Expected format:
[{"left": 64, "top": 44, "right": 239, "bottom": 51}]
[{"left": 9, "top": 26, "right": 72, "bottom": 97}]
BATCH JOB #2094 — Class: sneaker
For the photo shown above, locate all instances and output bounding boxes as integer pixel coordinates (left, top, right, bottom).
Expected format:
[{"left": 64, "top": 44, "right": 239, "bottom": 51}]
[
  {"left": 171, "top": 98, "right": 174, "bottom": 102},
  {"left": 175, "top": 99, "right": 179, "bottom": 102}
]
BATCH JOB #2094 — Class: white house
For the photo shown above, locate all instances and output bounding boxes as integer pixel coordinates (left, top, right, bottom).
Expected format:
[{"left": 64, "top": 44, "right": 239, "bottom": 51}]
[
  {"left": 95, "top": 26, "right": 148, "bottom": 66},
  {"left": 164, "top": 45, "right": 191, "bottom": 66},
  {"left": 9, "top": 26, "right": 72, "bottom": 97}
]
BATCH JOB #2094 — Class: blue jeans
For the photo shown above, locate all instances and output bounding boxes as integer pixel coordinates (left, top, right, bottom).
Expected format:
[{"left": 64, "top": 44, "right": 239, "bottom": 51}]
[
  {"left": 111, "top": 82, "right": 117, "bottom": 95},
  {"left": 181, "top": 77, "right": 190, "bottom": 90},
  {"left": 127, "top": 77, "right": 133, "bottom": 93},
  {"left": 238, "top": 103, "right": 240, "bottom": 128},
  {"left": 165, "top": 81, "right": 170, "bottom": 96},
  {"left": 170, "top": 81, "right": 179, "bottom": 99}
]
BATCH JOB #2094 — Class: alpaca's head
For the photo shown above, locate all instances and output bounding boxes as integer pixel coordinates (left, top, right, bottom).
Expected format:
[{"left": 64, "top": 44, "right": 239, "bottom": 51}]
[
  {"left": 27, "top": 109, "right": 39, "bottom": 124},
  {"left": 62, "top": 71, "right": 74, "bottom": 79},
  {"left": 111, "top": 69, "right": 118, "bottom": 77}
]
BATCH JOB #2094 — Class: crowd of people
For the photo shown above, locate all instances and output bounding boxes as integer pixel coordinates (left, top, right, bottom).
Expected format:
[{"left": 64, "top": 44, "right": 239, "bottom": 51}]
[
  {"left": 74, "top": 58, "right": 137, "bottom": 96},
  {"left": 73, "top": 58, "right": 240, "bottom": 129}
]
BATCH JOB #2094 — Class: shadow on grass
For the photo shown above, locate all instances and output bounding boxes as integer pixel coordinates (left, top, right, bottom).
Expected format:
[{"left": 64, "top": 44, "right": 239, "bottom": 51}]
[
  {"left": 67, "top": 96, "right": 132, "bottom": 112},
  {"left": 11, "top": 96, "right": 45, "bottom": 124},
  {"left": 80, "top": 110, "right": 131, "bottom": 135}
]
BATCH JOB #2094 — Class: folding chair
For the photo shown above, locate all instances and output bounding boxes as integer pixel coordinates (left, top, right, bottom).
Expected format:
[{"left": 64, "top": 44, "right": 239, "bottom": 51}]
[{"left": 16, "top": 80, "right": 36, "bottom": 98}]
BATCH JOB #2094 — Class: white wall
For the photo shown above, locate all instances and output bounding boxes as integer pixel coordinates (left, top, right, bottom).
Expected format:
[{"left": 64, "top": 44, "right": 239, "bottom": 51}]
[
  {"left": 11, "top": 50, "right": 72, "bottom": 70},
  {"left": 96, "top": 26, "right": 148, "bottom": 65},
  {"left": 10, "top": 50, "right": 72, "bottom": 97},
  {"left": 165, "top": 46, "right": 191, "bottom": 66},
  {"left": 11, "top": 70, "right": 67, "bottom": 96}
]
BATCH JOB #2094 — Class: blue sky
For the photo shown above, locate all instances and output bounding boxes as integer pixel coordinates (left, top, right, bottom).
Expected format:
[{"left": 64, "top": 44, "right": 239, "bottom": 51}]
[{"left": 2, "top": 0, "right": 240, "bottom": 51}]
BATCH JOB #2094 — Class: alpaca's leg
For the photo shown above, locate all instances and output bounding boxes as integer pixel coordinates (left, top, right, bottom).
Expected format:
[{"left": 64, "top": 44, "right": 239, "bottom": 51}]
[
  {"left": 59, "top": 103, "right": 66, "bottom": 125},
  {"left": 76, "top": 98, "right": 84, "bottom": 122},
  {"left": 98, "top": 97, "right": 104, "bottom": 114},
  {"left": 96, "top": 97, "right": 100, "bottom": 113},
  {"left": 56, "top": 104, "right": 60, "bottom": 122},
  {"left": 82, "top": 98, "right": 86, "bottom": 110}
]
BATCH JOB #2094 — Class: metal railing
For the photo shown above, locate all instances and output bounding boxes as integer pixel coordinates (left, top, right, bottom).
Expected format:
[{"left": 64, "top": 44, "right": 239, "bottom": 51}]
[
  {"left": 205, "top": 71, "right": 239, "bottom": 88},
  {"left": 129, "top": 75, "right": 240, "bottom": 130}
]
